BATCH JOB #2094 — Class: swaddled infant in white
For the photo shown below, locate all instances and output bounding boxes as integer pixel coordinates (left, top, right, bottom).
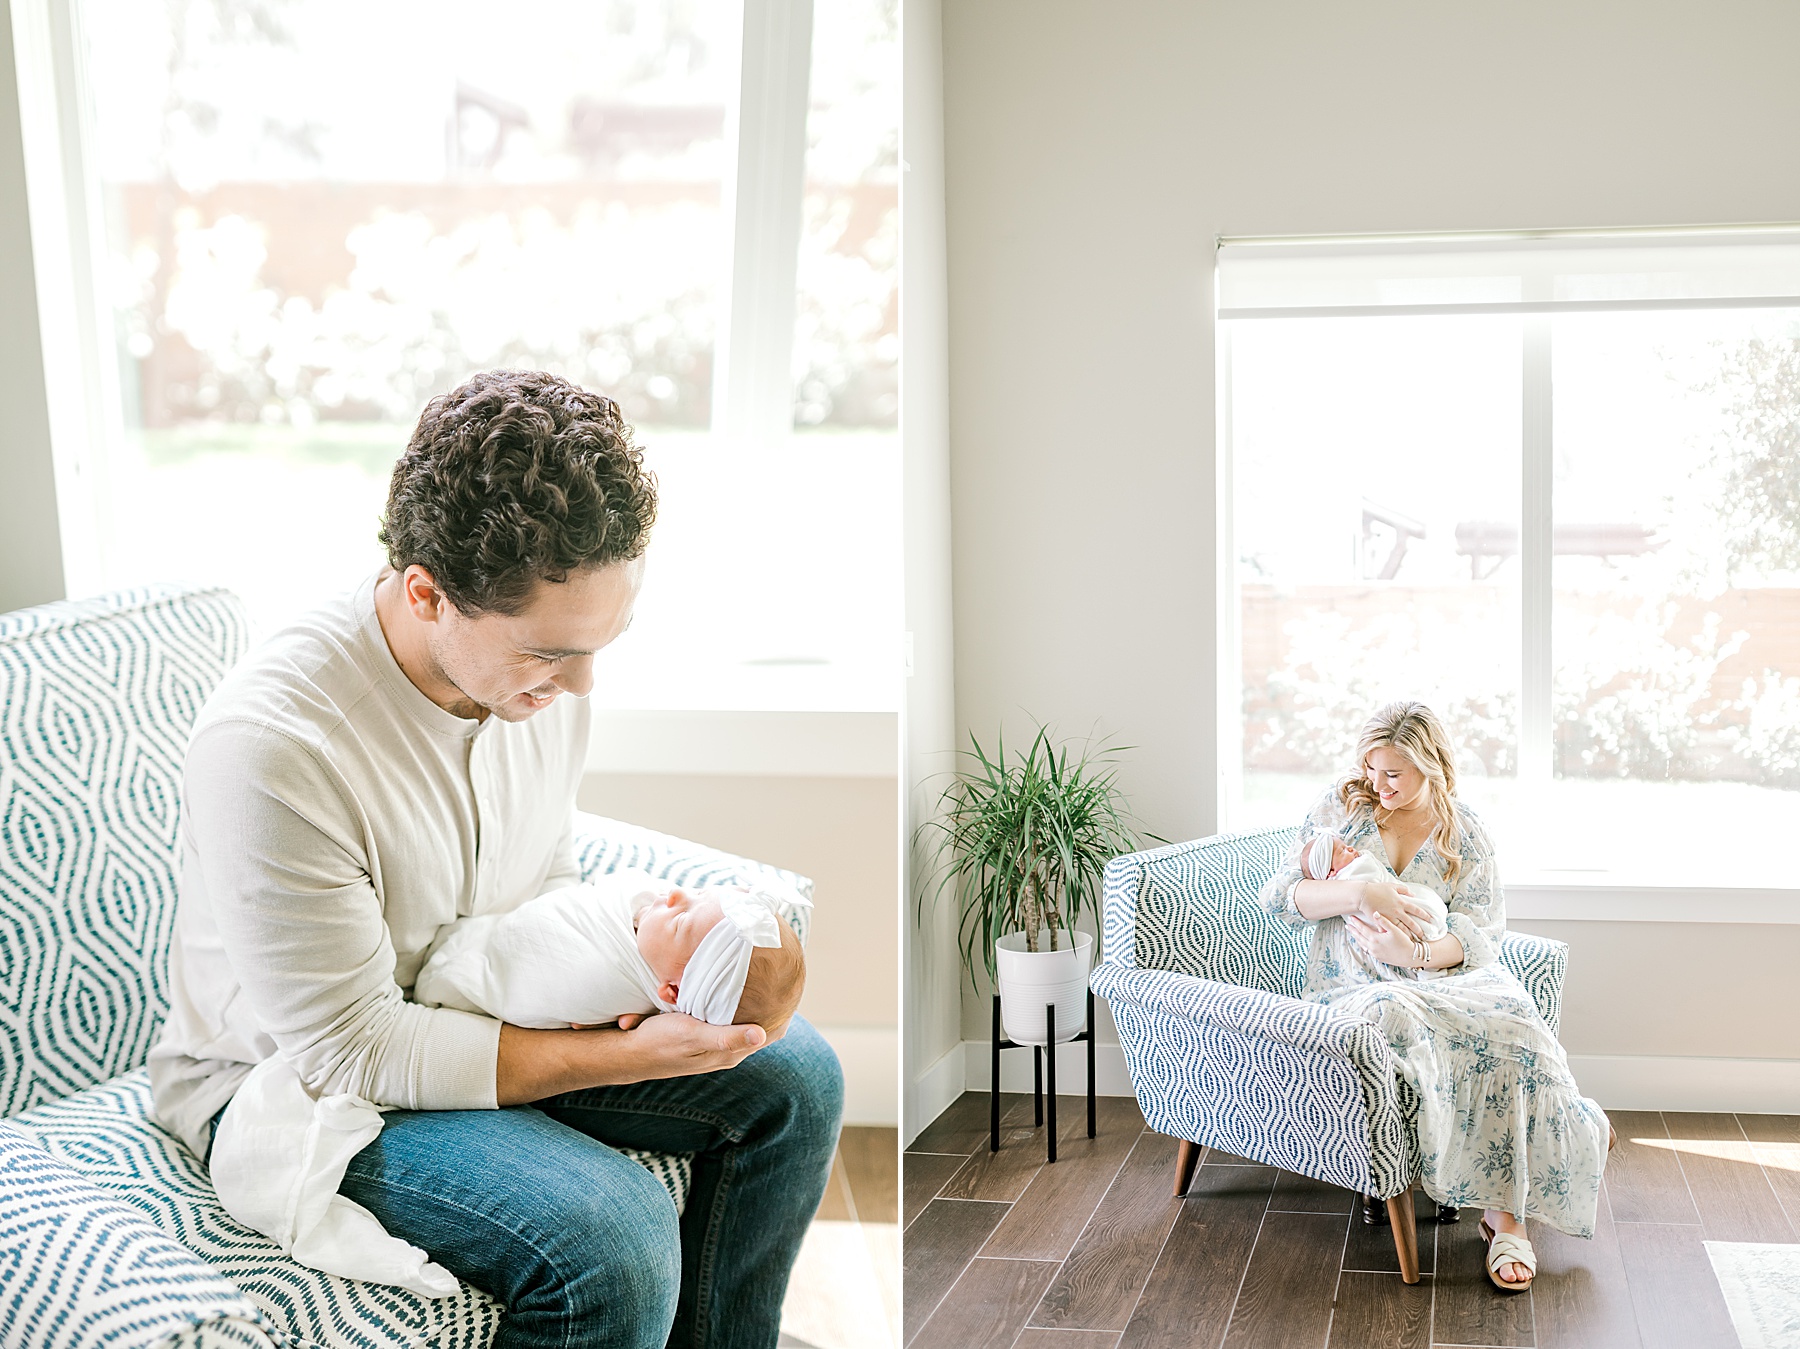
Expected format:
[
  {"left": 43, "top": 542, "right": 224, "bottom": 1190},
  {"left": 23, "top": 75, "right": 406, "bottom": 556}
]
[
  {"left": 1301, "top": 833, "right": 1449, "bottom": 982},
  {"left": 413, "top": 868, "right": 808, "bottom": 1032}
]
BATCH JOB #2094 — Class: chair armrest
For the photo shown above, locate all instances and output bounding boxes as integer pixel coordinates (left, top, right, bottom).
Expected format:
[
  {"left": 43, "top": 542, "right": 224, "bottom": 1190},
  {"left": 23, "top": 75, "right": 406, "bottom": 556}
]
[
  {"left": 1091, "top": 964, "right": 1391, "bottom": 1070},
  {"left": 571, "top": 810, "right": 814, "bottom": 946},
  {"left": 1499, "top": 929, "right": 1568, "bottom": 1036},
  {"left": 0, "top": 1128, "right": 275, "bottom": 1349},
  {"left": 1091, "top": 964, "right": 1412, "bottom": 1197}
]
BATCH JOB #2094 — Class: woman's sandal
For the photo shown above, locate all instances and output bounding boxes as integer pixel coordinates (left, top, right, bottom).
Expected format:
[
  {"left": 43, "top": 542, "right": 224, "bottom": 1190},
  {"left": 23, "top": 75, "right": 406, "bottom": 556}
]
[{"left": 1477, "top": 1217, "right": 1537, "bottom": 1293}]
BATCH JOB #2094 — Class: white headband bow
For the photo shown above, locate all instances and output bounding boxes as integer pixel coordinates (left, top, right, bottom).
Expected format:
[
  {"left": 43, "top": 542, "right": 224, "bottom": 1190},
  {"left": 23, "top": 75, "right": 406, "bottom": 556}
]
[
  {"left": 672, "top": 887, "right": 811, "bottom": 1026},
  {"left": 1306, "top": 833, "right": 1337, "bottom": 881}
]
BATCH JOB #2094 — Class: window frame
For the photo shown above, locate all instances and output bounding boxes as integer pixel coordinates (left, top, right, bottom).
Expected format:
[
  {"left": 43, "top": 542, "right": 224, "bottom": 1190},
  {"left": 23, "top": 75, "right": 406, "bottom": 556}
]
[{"left": 1214, "top": 229, "right": 1800, "bottom": 916}]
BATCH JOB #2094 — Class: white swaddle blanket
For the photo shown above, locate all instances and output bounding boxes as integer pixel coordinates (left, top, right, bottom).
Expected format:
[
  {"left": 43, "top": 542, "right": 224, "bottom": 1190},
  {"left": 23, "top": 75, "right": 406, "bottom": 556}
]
[
  {"left": 1305, "top": 834, "right": 1450, "bottom": 981},
  {"left": 208, "top": 870, "right": 807, "bottom": 1296},
  {"left": 412, "top": 872, "right": 668, "bottom": 1028}
]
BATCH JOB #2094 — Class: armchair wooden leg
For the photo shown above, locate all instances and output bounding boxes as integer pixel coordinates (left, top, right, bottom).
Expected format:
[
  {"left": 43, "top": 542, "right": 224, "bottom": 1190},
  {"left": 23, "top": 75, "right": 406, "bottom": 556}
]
[
  {"left": 1173, "top": 1139, "right": 1202, "bottom": 1197},
  {"left": 1387, "top": 1189, "right": 1420, "bottom": 1284}
]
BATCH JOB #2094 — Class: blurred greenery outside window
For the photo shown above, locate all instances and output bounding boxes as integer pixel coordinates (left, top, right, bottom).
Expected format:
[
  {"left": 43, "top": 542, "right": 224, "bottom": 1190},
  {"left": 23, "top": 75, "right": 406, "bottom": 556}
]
[{"left": 76, "top": 0, "right": 899, "bottom": 712}]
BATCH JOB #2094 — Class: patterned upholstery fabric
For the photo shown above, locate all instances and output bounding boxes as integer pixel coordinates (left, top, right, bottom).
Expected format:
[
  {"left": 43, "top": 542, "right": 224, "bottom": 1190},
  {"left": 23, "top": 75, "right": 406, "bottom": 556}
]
[
  {"left": 151, "top": 1322, "right": 284, "bottom": 1349},
  {"left": 1499, "top": 928, "right": 1567, "bottom": 1036},
  {"left": 0, "top": 1126, "right": 276, "bottom": 1348},
  {"left": 1096, "top": 829, "right": 1570, "bottom": 1201},
  {"left": 8, "top": 1071, "right": 505, "bottom": 1349},
  {"left": 0, "top": 584, "right": 811, "bottom": 1347},
  {"left": 1109, "top": 828, "right": 1310, "bottom": 995},
  {"left": 0, "top": 586, "right": 251, "bottom": 1117}
]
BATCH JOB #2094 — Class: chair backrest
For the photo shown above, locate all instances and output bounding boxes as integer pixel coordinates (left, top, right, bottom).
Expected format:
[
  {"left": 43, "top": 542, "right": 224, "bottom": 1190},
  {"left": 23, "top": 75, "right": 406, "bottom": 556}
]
[
  {"left": 1106, "top": 825, "right": 1570, "bottom": 1029},
  {"left": 0, "top": 586, "right": 250, "bottom": 1117},
  {"left": 1103, "top": 825, "right": 1309, "bottom": 998}
]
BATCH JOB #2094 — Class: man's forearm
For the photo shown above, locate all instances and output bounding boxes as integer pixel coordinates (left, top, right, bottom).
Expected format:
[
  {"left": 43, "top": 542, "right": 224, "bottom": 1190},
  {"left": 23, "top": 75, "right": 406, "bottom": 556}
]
[
  {"left": 498, "top": 1025, "right": 626, "bottom": 1104},
  {"left": 495, "top": 1016, "right": 766, "bottom": 1106}
]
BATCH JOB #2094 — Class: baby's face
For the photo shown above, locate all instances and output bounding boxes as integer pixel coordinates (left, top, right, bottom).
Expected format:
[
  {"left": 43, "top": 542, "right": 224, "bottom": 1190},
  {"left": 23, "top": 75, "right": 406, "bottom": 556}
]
[
  {"left": 636, "top": 888, "right": 727, "bottom": 986},
  {"left": 1327, "top": 838, "right": 1360, "bottom": 875}
]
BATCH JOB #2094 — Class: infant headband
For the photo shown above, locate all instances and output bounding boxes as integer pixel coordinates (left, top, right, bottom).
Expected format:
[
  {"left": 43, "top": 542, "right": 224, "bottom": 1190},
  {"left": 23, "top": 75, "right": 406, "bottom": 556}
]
[
  {"left": 1306, "top": 833, "right": 1336, "bottom": 881},
  {"left": 674, "top": 886, "right": 811, "bottom": 1027}
]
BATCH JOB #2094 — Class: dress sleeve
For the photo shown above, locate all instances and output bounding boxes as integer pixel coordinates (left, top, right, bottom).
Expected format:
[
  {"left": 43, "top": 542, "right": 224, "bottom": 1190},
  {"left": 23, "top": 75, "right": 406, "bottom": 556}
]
[
  {"left": 1257, "top": 788, "right": 1346, "bottom": 929},
  {"left": 1441, "top": 805, "right": 1505, "bottom": 972}
]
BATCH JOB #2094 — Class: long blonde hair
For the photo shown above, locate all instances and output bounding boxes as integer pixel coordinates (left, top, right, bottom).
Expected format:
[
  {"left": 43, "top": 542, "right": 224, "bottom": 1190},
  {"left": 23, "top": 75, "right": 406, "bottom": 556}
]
[{"left": 1336, "top": 701, "right": 1464, "bottom": 883}]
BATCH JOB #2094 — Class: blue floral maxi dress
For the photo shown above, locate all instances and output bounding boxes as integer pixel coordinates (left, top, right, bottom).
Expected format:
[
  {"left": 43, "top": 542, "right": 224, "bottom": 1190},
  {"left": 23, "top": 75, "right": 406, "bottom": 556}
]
[{"left": 1258, "top": 790, "right": 1609, "bottom": 1238}]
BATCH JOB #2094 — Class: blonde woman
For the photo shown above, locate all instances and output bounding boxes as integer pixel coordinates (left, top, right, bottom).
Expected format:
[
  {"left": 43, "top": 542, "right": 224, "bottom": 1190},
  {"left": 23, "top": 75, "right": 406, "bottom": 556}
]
[{"left": 1259, "top": 701, "right": 1611, "bottom": 1292}]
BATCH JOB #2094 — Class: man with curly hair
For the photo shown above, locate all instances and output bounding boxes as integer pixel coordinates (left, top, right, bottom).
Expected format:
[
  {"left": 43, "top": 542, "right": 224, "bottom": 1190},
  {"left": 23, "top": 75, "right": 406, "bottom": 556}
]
[{"left": 149, "top": 370, "right": 843, "bottom": 1349}]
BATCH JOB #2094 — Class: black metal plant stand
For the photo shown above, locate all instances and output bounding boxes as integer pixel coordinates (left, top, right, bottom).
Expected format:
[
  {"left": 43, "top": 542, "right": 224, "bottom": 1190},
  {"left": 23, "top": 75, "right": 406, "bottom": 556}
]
[{"left": 989, "top": 989, "right": 1096, "bottom": 1163}]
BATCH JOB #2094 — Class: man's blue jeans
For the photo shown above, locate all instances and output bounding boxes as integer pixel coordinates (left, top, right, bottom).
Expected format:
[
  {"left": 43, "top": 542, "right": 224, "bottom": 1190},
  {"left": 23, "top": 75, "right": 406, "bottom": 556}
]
[{"left": 323, "top": 1019, "right": 840, "bottom": 1349}]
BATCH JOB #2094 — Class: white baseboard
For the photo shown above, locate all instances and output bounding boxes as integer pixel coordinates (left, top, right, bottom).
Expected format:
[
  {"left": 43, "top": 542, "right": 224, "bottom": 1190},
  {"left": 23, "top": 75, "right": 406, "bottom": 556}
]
[
  {"left": 904, "top": 1041, "right": 968, "bottom": 1146},
  {"left": 961, "top": 1039, "right": 1136, "bottom": 1097},
  {"left": 1568, "top": 1053, "right": 1800, "bottom": 1114},
  {"left": 814, "top": 1025, "right": 898, "bottom": 1127},
  {"left": 929, "top": 1045, "right": 1800, "bottom": 1116}
]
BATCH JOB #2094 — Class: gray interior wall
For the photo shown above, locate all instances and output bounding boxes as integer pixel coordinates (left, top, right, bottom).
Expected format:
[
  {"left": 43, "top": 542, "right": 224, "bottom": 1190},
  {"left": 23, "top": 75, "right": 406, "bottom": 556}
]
[
  {"left": 0, "top": 1, "right": 66, "bottom": 614},
  {"left": 1517, "top": 921, "right": 1800, "bottom": 1061},
  {"left": 938, "top": 0, "right": 1800, "bottom": 1061}
]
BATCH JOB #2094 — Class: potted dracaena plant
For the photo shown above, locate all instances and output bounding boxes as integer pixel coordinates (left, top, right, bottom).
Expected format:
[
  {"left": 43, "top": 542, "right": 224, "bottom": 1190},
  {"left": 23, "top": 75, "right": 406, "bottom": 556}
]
[{"left": 922, "top": 726, "right": 1147, "bottom": 1046}]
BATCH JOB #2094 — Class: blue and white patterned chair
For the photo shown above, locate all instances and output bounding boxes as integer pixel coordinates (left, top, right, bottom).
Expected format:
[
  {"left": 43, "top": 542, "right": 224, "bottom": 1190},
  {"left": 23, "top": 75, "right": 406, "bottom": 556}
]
[
  {"left": 0, "top": 584, "right": 813, "bottom": 1348},
  {"left": 1088, "top": 827, "right": 1567, "bottom": 1284}
]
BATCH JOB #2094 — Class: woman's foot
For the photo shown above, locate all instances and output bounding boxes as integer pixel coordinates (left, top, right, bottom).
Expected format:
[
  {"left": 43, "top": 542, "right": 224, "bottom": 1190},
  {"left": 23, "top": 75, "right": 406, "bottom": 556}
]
[{"left": 1479, "top": 1209, "right": 1535, "bottom": 1290}]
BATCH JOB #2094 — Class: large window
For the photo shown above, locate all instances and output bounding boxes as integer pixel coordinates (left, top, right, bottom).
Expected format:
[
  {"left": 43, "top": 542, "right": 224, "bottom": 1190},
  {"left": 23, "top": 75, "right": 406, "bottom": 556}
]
[
  {"left": 1221, "top": 231, "right": 1800, "bottom": 890},
  {"left": 37, "top": 0, "right": 898, "bottom": 713}
]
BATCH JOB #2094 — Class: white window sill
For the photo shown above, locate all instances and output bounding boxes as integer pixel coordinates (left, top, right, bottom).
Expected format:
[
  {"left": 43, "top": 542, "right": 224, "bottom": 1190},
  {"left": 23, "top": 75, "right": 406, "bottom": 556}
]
[
  {"left": 585, "top": 708, "right": 898, "bottom": 779},
  {"left": 1507, "top": 882, "right": 1800, "bottom": 925}
]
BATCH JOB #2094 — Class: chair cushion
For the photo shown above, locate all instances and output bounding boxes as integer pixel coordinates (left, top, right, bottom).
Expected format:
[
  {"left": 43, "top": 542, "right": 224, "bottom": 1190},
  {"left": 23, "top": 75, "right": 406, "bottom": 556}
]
[
  {"left": 0, "top": 1125, "right": 275, "bottom": 1348},
  {"left": 0, "top": 585, "right": 252, "bottom": 1116},
  {"left": 7, "top": 1070, "right": 695, "bottom": 1349}
]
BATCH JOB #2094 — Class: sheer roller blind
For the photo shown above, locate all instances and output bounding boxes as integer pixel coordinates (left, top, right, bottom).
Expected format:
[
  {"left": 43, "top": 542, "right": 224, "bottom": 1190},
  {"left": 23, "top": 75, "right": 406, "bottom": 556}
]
[{"left": 1217, "top": 229, "right": 1800, "bottom": 319}]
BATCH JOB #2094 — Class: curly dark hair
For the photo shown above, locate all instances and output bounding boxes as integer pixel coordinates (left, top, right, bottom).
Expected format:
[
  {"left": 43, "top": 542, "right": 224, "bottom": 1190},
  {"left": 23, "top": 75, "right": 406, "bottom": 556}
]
[{"left": 379, "top": 370, "right": 658, "bottom": 615}]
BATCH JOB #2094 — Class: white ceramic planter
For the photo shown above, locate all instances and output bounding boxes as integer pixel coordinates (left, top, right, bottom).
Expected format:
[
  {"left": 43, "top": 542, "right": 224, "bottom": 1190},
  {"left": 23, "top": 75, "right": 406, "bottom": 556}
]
[{"left": 995, "top": 929, "right": 1093, "bottom": 1046}]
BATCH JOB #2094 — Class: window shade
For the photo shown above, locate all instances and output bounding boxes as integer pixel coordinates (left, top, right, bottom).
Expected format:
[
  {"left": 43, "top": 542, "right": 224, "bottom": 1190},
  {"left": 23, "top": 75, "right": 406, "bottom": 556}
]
[{"left": 1217, "top": 229, "right": 1800, "bottom": 319}]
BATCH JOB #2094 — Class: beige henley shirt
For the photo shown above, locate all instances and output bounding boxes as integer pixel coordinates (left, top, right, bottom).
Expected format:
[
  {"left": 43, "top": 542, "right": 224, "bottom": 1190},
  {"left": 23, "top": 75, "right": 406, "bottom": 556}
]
[{"left": 148, "top": 574, "right": 588, "bottom": 1158}]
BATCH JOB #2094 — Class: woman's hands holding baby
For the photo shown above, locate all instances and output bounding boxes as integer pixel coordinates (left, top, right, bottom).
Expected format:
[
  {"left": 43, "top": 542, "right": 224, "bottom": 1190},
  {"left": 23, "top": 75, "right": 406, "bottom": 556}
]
[{"left": 1348, "top": 881, "right": 1439, "bottom": 968}]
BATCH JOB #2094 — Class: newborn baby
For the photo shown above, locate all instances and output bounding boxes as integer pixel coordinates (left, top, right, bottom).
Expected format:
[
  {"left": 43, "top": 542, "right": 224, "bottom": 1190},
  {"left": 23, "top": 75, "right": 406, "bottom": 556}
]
[
  {"left": 413, "top": 868, "right": 808, "bottom": 1032},
  {"left": 1301, "top": 833, "right": 1449, "bottom": 982}
]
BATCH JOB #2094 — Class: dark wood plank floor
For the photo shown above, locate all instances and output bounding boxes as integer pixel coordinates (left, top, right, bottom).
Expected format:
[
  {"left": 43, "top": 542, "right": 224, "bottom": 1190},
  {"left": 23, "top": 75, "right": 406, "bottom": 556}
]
[{"left": 905, "top": 1094, "right": 1800, "bottom": 1349}]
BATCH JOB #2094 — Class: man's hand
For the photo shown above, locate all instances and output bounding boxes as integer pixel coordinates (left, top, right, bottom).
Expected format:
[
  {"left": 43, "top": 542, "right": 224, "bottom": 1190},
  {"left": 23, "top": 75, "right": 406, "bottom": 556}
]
[
  {"left": 621, "top": 1010, "right": 765, "bottom": 1074},
  {"left": 497, "top": 1013, "right": 765, "bottom": 1106}
]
